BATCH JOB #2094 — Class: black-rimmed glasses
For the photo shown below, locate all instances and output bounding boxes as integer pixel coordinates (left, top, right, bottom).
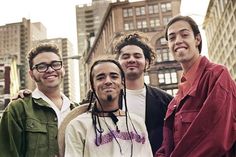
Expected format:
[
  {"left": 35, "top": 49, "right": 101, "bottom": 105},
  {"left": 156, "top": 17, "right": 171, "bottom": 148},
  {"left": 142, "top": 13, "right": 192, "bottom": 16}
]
[{"left": 32, "top": 61, "right": 63, "bottom": 73}]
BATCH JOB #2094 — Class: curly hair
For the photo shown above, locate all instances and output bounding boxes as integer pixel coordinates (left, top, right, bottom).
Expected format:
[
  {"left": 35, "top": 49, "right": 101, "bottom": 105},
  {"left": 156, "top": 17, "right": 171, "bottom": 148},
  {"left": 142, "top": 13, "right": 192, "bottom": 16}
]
[
  {"left": 114, "top": 31, "right": 156, "bottom": 69},
  {"left": 27, "top": 43, "right": 61, "bottom": 70}
]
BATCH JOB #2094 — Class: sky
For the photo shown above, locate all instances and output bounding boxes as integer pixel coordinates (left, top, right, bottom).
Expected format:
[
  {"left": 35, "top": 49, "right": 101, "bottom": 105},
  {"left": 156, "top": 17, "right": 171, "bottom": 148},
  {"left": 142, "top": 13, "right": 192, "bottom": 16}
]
[{"left": 0, "top": 0, "right": 210, "bottom": 56}]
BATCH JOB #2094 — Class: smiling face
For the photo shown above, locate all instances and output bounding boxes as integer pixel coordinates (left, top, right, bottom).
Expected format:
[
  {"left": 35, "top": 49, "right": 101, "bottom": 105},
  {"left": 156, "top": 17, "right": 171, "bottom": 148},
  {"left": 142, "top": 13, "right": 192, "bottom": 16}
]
[
  {"left": 167, "top": 20, "right": 201, "bottom": 64},
  {"left": 92, "top": 62, "right": 123, "bottom": 105},
  {"left": 118, "top": 45, "right": 148, "bottom": 81},
  {"left": 29, "top": 52, "right": 65, "bottom": 92}
]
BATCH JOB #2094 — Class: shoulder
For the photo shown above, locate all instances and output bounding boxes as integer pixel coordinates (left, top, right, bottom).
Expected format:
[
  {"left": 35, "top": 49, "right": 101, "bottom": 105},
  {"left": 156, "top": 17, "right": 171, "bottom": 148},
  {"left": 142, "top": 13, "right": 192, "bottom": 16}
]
[
  {"left": 61, "top": 104, "right": 90, "bottom": 128},
  {"left": 145, "top": 84, "right": 173, "bottom": 100},
  {"left": 5, "top": 96, "right": 33, "bottom": 113}
]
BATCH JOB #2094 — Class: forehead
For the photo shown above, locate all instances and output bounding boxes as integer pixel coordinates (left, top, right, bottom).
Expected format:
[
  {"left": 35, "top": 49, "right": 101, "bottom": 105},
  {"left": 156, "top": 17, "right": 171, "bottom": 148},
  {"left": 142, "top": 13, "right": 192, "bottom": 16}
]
[
  {"left": 92, "top": 62, "right": 120, "bottom": 76},
  {"left": 167, "top": 20, "right": 192, "bottom": 35},
  {"left": 120, "top": 45, "right": 143, "bottom": 55},
  {"left": 33, "top": 52, "right": 60, "bottom": 64}
]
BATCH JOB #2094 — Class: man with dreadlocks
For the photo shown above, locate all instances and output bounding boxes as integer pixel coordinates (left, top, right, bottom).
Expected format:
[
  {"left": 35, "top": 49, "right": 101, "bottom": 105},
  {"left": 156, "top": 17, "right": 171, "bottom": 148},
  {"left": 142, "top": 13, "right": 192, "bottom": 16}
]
[{"left": 64, "top": 58, "right": 153, "bottom": 157}]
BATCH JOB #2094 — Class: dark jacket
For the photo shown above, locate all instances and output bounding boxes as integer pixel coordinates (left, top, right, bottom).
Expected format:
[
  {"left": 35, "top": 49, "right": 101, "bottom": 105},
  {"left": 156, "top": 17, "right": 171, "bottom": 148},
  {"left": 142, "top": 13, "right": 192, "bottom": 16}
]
[{"left": 145, "top": 84, "right": 173, "bottom": 154}]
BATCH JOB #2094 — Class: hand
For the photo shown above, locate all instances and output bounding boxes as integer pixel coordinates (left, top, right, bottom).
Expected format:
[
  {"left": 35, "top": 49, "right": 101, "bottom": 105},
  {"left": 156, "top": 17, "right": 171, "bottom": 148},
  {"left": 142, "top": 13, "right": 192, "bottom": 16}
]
[{"left": 11, "top": 89, "right": 32, "bottom": 100}]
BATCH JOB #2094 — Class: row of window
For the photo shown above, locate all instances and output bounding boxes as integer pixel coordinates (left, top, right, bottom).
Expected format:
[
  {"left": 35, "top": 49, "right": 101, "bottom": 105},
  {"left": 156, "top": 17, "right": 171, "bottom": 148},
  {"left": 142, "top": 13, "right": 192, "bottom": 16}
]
[
  {"left": 123, "top": 3, "right": 172, "bottom": 17},
  {"left": 124, "top": 16, "right": 172, "bottom": 30},
  {"left": 158, "top": 70, "right": 178, "bottom": 85}
]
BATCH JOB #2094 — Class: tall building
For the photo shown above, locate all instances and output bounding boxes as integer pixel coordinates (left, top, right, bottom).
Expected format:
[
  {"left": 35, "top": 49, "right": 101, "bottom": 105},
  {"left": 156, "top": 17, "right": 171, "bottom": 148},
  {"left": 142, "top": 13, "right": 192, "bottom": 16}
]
[
  {"left": 0, "top": 18, "right": 47, "bottom": 89},
  {"left": 76, "top": 0, "right": 112, "bottom": 99},
  {"left": 78, "top": 0, "right": 182, "bottom": 100},
  {"left": 33, "top": 38, "right": 74, "bottom": 99},
  {"left": 203, "top": 0, "right": 236, "bottom": 80}
]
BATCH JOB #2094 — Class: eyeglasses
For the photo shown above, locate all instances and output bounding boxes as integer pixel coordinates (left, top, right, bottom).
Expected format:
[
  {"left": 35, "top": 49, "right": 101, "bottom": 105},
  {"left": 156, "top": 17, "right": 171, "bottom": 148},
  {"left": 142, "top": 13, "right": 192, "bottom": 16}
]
[{"left": 32, "top": 61, "right": 63, "bottom": 73}]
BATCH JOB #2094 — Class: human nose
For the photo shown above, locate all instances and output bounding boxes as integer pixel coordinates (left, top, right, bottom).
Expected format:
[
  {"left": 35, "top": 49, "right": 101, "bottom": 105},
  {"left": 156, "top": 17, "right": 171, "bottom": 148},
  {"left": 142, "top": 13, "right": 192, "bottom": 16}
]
[
  {"left": 104, "top": 76, "right": 112, "bottom": 85},
  {"left": 175, "top": 34, "right": 183, "bottom": 44},
  {"left": 45, "top": 65, "right": 55, "bottom": 73},
  {"left": 127, "top": 55, "right": 135, "bottom": 63}
]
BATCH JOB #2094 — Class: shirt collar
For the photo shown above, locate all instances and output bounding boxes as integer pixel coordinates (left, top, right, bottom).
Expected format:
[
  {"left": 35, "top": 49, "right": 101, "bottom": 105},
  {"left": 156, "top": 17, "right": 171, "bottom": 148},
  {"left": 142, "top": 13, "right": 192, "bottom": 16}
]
[
  {"left": 181, "top": 56, "right": 202, "bottom": 85},
  {"left": 32, "top": 88, "right": 72, "bottom": 112}
]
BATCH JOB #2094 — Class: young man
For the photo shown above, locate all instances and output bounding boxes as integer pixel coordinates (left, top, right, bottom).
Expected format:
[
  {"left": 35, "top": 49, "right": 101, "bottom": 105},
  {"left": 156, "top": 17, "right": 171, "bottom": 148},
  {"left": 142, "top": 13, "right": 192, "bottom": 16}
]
[
  {"left": 156, "top": 15, "right": 236, "bottom": 157},
  {"left": 114, "top": 32, "right": 173, "bottom": 154},
  {"left": 64, "top": 59, "right": 153, "bottom": 157},
  {"left": 0, "top": 44, "right": 77, "bottom": 157}
]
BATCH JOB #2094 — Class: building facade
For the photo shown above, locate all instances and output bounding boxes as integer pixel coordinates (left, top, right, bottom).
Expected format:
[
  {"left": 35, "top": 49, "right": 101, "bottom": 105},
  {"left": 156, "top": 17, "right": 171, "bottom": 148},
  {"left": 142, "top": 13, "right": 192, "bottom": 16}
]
[
  {"left": 78, "top": 0, "right": 182, "bottom": 100},
  {"left": 203, "top": 0, "right": 236, "bottom": 80},
  {"left": 0, "top": 55, "right": 20, "bottom": 110},
  {"left": 76, "top": 0, "right": 112, "bottom": 99},
  {"left": 0, "top": 18, "right": 47, "bottom": 90}
]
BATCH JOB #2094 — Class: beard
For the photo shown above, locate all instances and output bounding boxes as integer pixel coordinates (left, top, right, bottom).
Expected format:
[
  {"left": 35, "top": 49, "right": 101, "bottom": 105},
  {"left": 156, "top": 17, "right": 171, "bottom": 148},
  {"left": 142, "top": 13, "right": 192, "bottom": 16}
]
[{"left": 107, "top": 95, "right": 113, "bottom": 102}]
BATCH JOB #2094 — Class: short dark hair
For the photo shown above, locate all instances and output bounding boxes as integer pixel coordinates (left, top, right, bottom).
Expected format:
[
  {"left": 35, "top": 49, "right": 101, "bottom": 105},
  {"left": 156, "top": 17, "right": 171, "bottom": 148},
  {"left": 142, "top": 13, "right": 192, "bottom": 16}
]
[
  {"left": 114, "top": 31, "right": 156, "bottom": 68},
  {"left": 89, "top": 59, "right": 125, "bottom": 91},
  {"left": 165, "top": 15, "right": 202, "bottom": 53},
  {"left": 28, "top": 43, "right": 61, "bottom": 70}
]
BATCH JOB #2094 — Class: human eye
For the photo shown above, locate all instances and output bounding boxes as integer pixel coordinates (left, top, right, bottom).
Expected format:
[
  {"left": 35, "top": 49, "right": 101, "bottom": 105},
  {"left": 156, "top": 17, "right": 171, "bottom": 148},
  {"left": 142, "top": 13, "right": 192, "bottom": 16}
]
[
  {"left": 134, "top": 53, "right": 143, "bottom": 58},
  {"left": 181, "top": 30, "right": 191, "bottom": 38},
  {"left": 111, "top": 73, "right": 119, "bottom": 79},
  {"left": 52, "top": 61, "right": 62, "bottom": 69},
  {"left": 96, "top": 75, "right": 105, "bottom": 81},
  {"left": 37, "top": 63, "right": 47, "bottom": 70},
  {"left": 168, "top": 35, "right": 175, "bottom": 41},
  {"left": 121, "top": 54, "right": 130, "bottom": 59}
]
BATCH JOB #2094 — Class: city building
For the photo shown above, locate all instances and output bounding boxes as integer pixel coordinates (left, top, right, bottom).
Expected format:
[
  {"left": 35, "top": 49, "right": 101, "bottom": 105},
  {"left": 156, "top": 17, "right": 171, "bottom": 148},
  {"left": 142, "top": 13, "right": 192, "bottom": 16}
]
[
  {"left": 203, "top": 0, "right": 236, "bottom": 80},
  {"left": 0, "top": 55, "right": 20, "bottom": 110},
  {"left": 75, "top": 0, "right": 112, "bottom": 99},
  {"left": 0, "top": 18, "right": 47, "bottom": 90},
  {"left": 78, "top": 0, "right": 182, "bottom": 100},
  {"left": 33, "top": 38, "right": 74, "bottom": 99}
]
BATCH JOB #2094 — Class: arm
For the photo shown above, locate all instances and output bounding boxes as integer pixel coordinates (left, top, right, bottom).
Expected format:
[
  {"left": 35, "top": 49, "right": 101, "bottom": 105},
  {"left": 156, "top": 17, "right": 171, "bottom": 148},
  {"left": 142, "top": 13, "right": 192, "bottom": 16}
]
[
  {"left": 172, "top": 71, "right": 236, "bottom": 156},
  {"left": 64, "top": 120, "right": 85, "bottom": 157},
  {"left": 0, "top": 102, "right": 24, "bottom": 157}
]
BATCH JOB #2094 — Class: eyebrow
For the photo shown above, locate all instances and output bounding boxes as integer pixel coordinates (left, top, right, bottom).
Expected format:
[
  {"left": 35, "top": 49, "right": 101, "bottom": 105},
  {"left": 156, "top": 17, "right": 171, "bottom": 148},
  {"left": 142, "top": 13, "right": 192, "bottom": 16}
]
[
  {"left": 168, "top": 28, "right": 191, "bottom": 36},
  {"left": 95, "top": 72, "right": 119, "bottom": 78}
]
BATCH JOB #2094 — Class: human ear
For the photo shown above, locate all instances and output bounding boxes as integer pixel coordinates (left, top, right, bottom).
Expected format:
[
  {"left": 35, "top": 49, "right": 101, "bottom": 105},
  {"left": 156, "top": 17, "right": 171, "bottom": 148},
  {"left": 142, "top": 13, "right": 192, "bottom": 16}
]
[{"left": 195, "top": 34, "right": 201, "bottom": 46}]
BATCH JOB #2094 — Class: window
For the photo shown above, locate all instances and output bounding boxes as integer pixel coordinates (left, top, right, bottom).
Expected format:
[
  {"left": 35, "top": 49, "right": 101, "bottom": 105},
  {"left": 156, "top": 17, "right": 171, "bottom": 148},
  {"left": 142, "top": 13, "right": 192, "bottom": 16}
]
[
  {"left": 158, "top": 70, "right": 178, "bottom": 84},
  {"left": 148, "top": 4, "right": 159, "bottom": 14},
  {"left": 136, "top": 6, "right": 146, "bottom": 16},
  {"left": 160, "top": 37, "right": 167, "bottom": 45},
  {"left": 158, "top": 73, "right": 165, "bottom": 83},
  {"left": 124, "top": 21, "right": 134, "bottom": 31},
  {"left": 161, "top": 2, "right": 172, "bottom": 12},
  {"left": 166, "top": 88, "right": 178, "bottom": 96},
  {"left": 150, "top": 18, "right": 160, "bottom": 27},
  {"left": 123, "top": 8, "right": 133, "bottom": 17},
  {"left": 163, "top": 16, "right": 172, "bottom": 25},
  {"left": 137, "top": 20, "right": 147, "bottom": 29}
]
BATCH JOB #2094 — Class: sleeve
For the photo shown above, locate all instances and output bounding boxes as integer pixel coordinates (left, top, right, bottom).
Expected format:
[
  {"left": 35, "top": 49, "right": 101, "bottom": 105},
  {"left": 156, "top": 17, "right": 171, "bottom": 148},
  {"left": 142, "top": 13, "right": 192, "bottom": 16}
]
[
  {"left": 171, "top": 70, "right": 236, "bottom": 156},
  {"left": 64, "top": 120, "right": 85, "bottom": 157},
  {"left": 0, "top": 103, "right": 23, "bottom": 157}
]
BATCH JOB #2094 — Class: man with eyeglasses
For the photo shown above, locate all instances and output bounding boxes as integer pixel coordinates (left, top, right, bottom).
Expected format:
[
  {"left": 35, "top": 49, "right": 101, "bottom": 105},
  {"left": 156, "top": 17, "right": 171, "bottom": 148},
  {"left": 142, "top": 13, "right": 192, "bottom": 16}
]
[{"left": 0, "top": 43, "right": 77, "bottom": 157}]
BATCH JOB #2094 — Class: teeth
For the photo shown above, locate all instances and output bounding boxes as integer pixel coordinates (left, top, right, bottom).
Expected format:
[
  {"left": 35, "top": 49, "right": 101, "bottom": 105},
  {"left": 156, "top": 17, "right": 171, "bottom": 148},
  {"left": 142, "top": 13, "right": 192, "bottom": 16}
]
[
  {"left": 46, "top": 76, "right": 56, "bottom": 79},
  {"left": 176, "top": 48, "right": 185, "bottom": 52}
]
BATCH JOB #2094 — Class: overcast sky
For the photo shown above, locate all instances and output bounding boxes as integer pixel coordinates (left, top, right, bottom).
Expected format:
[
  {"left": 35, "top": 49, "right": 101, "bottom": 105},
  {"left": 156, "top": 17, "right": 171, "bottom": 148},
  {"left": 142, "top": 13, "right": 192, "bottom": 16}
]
[{"left": 0, "top": 0, "right": 210, "bottom": 55}]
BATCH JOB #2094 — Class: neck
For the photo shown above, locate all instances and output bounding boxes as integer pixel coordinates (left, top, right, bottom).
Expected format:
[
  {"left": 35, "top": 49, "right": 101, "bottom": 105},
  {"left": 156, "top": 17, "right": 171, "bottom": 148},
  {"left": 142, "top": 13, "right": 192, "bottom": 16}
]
[
  {"left": 126, "top": 76, "right": 144, "bottom": 90},
  {"left": 181, "top": 54, "right": 200, "bottom": 73},
  {"left": 38, "top": 87, "right": 63, "bottom": 109},
  {"left": 96, "top": 99, "right": 119, "bottom": 113}
]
